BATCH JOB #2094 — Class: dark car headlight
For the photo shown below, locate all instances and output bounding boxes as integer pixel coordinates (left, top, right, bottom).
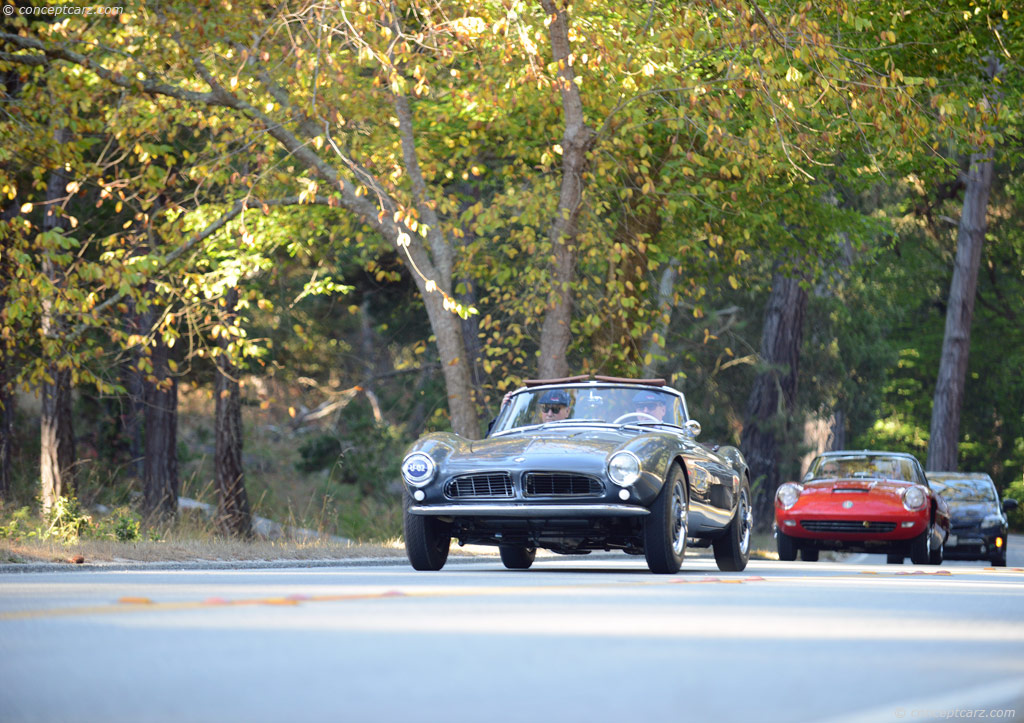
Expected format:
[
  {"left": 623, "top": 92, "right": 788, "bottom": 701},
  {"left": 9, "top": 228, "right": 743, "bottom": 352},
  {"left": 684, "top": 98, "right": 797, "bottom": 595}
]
[
  {"left": 401, "top": 453, "right": 436, "bottom": 487},
  {"left": 981, "top": 513, "right": 1004, "bottom": 529},
  {"left": 608, "top": 452, "right": 641, "bottom": 487}
]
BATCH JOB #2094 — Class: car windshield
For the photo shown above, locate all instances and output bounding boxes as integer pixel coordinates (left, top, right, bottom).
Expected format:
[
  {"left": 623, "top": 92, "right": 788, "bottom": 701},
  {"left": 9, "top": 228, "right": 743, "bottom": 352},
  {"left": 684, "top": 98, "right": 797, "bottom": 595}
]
[
  {"left": 807, "top": 455, "right": 916, "bottom": 482},
  {"left": 931, "top": 479, "right": 997, "bottom": 503},
  {"left": 490, "top": 385, "right": 686, "bottom": 435}
]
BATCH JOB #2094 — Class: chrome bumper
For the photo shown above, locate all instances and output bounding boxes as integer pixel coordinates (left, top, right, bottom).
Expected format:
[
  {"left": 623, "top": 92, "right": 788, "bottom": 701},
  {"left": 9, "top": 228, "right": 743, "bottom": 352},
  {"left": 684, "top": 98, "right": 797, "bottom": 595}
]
[{"left": 407, "top": 503, "right": 650, "bottom": 517}]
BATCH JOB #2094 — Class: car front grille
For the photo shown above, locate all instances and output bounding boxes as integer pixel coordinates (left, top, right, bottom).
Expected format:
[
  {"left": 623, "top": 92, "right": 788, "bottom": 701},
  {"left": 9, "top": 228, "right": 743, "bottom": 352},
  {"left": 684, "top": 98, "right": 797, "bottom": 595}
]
[
  {"left": 445, "top": 473, "right": 514, "bottom": 499},
  {"left": 524, "top": 473, "right": 603, "bottom": 497},
  {"left": 801, "top": 520, "right": 897, "bottom": 533}
]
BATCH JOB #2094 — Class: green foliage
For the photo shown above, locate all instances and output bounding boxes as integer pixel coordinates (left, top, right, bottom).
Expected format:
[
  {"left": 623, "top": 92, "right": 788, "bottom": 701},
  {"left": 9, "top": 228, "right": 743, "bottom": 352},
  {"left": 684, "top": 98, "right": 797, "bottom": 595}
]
[
  {"left": 0, "top": 497, "right": 143, "bottom": 545},
  {"left": 43, "top": 496, "right": 91, "bottom": 545},
  {"left": 1006, "top": 476, "right": 1024, "bottom": 533},
  {"left": 0, "top": 507, "right": 33, "bottom": 540},
  {"left": 102, "top": 507, "right": 142, "bottom": 543},
  {"left": 296, "top": 435, "right": 343, "bottom": 475}
]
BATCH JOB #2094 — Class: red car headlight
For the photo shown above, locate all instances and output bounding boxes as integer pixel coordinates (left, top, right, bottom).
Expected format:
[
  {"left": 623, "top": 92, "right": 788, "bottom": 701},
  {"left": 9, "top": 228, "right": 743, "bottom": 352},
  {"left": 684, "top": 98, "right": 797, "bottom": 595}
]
[
  {"left": 902, "top": 485, "right": 928, "bottom": 511},
  {"left": 776, "top": 483, "right": 802, "bottom": 510}
]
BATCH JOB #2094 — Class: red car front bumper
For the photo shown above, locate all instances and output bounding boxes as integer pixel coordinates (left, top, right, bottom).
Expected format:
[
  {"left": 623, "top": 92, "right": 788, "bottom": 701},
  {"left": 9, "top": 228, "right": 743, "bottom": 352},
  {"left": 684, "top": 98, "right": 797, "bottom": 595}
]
[{"left": 775, "top": 492, "right": 930, "bottom": 550}]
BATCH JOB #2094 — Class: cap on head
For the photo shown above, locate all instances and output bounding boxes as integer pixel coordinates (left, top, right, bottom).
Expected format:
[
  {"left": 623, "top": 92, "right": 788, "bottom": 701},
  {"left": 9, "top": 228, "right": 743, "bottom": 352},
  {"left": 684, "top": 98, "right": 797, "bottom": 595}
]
[
  {"left": 539, "top": 389, "right": 570, "bottom": 406},
  {"left": 632, "top": 390, "right": 663, "bottom": 406}
]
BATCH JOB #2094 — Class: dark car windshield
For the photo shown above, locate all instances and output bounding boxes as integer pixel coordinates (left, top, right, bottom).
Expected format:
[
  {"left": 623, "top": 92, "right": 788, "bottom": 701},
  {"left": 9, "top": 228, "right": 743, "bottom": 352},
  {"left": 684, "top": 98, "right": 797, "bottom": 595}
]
[
  {"left": 491, "top": 385, "right": 685, "bottom": 435},
  {"left": 931, "top": 479, "right": 997, "bottom": 504},
  {"left": 807, "top": 455, "right": 917, "bottom": 482}
]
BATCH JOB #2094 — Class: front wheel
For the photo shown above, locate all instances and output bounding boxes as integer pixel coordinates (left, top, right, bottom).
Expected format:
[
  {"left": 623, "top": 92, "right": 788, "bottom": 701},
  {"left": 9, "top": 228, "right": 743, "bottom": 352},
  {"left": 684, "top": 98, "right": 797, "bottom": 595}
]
[
  {"left": 404, "top": 500, "right": 451, "bottom": 571},
  {"left": 909, "top": 526, "right": 932, "bottom": 565},
  {"left": 644, "top": 462, "right": 688, "bottom": 574},
  {"left": 499, "top": 545, "right": 536, "bottom": 570},
  {"left": 929, "top": 535, "right": 944, "bottom": 565},
  {"left": 800, "top": 547, "right": 820, "bottom": 562},
  {"left": 776, "top": 529, "right": 798, "bottom": 561},
  {"left": 713, "top": 477, "right": 752, "bottom": 572}
]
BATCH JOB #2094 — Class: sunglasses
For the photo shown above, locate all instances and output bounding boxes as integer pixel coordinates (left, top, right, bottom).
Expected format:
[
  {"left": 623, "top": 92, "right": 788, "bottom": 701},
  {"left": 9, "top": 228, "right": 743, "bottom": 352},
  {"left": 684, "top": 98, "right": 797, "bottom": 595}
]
[
  {"left": 540, "top": 405, "right": 566, "bottom": 414},
  {"left": 637, "top": 403, "right": 662, "bottom": 411}
]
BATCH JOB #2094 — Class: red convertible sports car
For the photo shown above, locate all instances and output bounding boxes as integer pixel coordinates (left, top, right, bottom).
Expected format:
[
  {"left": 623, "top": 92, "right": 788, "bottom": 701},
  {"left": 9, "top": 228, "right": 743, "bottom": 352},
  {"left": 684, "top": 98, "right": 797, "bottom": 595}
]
[{"left": 775, "top": 450, "right": 950, "bottom": 565}]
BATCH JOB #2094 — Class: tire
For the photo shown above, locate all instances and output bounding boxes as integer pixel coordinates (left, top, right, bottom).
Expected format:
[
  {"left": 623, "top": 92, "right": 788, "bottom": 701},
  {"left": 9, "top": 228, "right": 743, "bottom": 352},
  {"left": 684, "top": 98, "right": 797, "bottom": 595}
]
[
  {"left": 909, "top": 526, "right": 932, "bottom": 565},
  {"left": 499, "top": 545, "right": 536, "bottom": 570},
  {"left": 714, "top": 477, "right": 752, "bottom": 572},
  {"left": 991, "top": 552, "right": 1007, "bottom": 567},
  {"left": 801, "top": 547, "right": 820, "bottom": 562},
  {"left": 403, "top": 499, "right": 451, "bottom": 571},
  {"left": 929, "top": 535, "right": 944, "bottom": 565},
  {"left": 777, "top": 529, "right": 798, "bottom": 562},
  {"left": 644, "top": 462, "right": 688, "bottom": 574},
  {"left": 886, "top": 554, "right": 904, "bottom": 564}
]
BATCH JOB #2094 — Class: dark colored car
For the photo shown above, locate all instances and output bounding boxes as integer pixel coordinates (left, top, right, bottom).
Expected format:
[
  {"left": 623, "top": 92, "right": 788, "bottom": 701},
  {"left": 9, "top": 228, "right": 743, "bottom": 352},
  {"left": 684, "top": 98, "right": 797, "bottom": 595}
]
[
  {"left": 927, "top": 472, "right": 1018, "bottom": 567},
  {"left": 775, "top": 450, "right": 950, "bottom": 564},
  {"left": 400, "top": 376, "right": 753, "bottom": 574}
]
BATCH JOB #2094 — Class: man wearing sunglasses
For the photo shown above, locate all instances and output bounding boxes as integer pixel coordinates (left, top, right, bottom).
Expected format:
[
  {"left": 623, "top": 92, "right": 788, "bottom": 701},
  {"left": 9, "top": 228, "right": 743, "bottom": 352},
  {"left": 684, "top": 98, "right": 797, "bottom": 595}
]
[
  {"left": 538, "top": 389, "right": 571, "bottom": 421},
  {"left": 632, "top": 390, "right": 667, "bottom": 421}
]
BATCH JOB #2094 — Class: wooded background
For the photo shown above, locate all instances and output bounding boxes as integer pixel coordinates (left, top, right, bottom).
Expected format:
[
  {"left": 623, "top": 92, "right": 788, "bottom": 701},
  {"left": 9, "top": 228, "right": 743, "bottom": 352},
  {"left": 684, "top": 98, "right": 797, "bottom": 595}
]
[{"left": 2, "top": 0, "right": 1022, "bottom": 538}]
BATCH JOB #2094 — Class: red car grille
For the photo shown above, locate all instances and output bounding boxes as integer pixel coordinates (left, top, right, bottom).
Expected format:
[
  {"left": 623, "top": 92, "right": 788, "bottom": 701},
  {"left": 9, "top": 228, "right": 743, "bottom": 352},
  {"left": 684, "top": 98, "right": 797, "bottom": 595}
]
[
  {"left": 801, "top": 520, "right": 897, "bottom": 533},
  {"left": 524, "top": 473, "right": 603, "bottom": 497},
  {"left": 446, "top": 473, "right": 514, "bottom": 498}
]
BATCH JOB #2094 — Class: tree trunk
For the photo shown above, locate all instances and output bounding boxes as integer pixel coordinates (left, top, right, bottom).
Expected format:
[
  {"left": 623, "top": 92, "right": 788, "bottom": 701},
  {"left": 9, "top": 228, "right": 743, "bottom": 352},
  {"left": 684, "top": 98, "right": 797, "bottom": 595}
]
[
  {"left": 122, "top": 301, "right": 146, "bottom": 481},
  {"left": 740, "top": 273, "right": 808, "bottom": 531},
  {"left": 215, "top": 287, "right": 252, "bottom": 538},
  {"left": 0, "top": 369, "right": 12, "bottom": 501},
  {"left": 39, "top": 126, "right": 76, "bottom": 513},
  {"left": 926, "top": 154, "right": 993, "bottom": 471},
  {"left": 0, "top": 209, "right": 14, "bottom": 501},
  {"left": 642, "top": 261, "right": 678, "bottom": 377},
  {"left": 141, "top": 314, "right": 179, "bottom": 523},
  {"left": 536, "top": 0, "right": 595, "bottom": 380}
]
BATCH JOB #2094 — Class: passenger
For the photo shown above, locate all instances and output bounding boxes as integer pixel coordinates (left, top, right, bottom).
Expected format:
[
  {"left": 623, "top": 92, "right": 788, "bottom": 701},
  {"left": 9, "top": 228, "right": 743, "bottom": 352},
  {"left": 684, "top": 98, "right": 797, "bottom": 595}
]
[
  {"left": 632, "top": 390, "right": 667, "bottom": 421},
  {"left": 538, "top": 389, "right": 571, "bottom": 422}
]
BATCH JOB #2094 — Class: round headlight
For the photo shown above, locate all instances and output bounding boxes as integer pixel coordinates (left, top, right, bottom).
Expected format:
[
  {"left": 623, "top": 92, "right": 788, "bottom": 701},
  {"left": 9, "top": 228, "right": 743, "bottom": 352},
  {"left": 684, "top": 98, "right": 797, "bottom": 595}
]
[
  {"left": 608, "top": 452, "right": 641, "bottom": 487},
  {"left": 401, "top": 453, "right": 436, "bottom": 487},
  {"left": 902, "top": 485, "right": 927, "bottom": 511},
  {"left": 776, "top": 483, "right": 802, "bottom": 509}
]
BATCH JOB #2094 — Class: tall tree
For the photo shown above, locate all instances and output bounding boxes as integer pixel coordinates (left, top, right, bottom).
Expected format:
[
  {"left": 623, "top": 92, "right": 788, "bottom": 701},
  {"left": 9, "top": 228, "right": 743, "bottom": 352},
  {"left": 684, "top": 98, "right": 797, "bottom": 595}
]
[
  {"left": 926, "top": 152, "right": 994, "bottom": 471},
  {"left": 214, "top": 287, "right": 252, "bottom": 538},
  {"left": 39, "top": 126, "right": 76, "bottom": 513},
  {"left": 740, "top": 272, "right": 807, "bottom": 530},
  {"left": 140, "top": 306, "right": 180, "bottom": 523},
  {"left": 535, "top": 0, "right": 595, "bottom": 379}
]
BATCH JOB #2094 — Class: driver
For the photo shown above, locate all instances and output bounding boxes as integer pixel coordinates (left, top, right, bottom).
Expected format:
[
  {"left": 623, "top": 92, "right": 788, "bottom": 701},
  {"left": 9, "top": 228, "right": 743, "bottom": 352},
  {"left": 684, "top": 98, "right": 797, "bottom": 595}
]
[
  {"left": 538, "top": 389, "right": 571, "bottom": 422},
  {"left": 632, "top": 390, "right": 667, "bottom": 421}
]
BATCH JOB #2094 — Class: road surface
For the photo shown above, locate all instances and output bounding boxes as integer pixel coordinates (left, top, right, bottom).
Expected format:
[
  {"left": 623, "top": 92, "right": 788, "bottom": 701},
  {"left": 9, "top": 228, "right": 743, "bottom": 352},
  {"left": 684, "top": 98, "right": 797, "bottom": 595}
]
[{"left": 2, "top": 548, "right": 1022, "bottom": 723}]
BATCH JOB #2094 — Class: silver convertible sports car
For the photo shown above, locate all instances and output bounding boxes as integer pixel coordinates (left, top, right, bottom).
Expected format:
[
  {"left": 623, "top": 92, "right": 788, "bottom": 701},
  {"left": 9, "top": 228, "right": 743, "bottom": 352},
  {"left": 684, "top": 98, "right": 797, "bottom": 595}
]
[{"left": 400, "top": 376, "right": 753, "bottom": 574}]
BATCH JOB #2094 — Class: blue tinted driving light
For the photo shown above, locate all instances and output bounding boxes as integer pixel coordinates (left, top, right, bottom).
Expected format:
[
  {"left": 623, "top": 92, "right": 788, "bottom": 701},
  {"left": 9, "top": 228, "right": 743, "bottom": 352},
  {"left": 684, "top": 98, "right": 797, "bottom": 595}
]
[{"left": 401, "top": 453, "right": 436, "bottom": 487}]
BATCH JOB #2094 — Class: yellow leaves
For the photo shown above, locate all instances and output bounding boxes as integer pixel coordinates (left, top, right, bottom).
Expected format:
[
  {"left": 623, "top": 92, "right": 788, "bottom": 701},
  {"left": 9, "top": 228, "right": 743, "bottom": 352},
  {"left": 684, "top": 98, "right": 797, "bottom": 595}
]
[{"left": 20, "top": 202, "right": 33, "bottom": 214}]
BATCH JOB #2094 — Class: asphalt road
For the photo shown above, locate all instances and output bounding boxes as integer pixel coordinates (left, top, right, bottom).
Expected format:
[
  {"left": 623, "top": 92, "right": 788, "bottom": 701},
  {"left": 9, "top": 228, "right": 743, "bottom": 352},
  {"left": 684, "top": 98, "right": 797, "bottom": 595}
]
[{"left": 1, "top": 546, "right": 1023, "bottom": 723}]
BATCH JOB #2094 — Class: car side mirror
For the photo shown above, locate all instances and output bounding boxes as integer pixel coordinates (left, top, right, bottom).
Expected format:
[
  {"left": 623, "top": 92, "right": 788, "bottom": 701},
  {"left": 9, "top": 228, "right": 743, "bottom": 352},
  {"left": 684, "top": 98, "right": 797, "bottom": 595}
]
[
  {"left": 1003, "top": 498, "right": 1019, "bottom": 513},
  {"left": 684, "top": 420, "right": 701, "bottom": 438}
]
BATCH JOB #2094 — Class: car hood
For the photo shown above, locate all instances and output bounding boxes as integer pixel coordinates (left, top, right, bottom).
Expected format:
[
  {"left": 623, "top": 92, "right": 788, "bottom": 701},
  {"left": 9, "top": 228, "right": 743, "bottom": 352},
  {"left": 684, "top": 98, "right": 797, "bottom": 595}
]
[
  {"left": 943, "top": 500, "right": 996, "bottom": 522},
  {"left": 801, "top": 478, "right": 914, "bottom": 496},
  {"left": 469, "top": 428, "right": 635, "bottom": 460}
]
